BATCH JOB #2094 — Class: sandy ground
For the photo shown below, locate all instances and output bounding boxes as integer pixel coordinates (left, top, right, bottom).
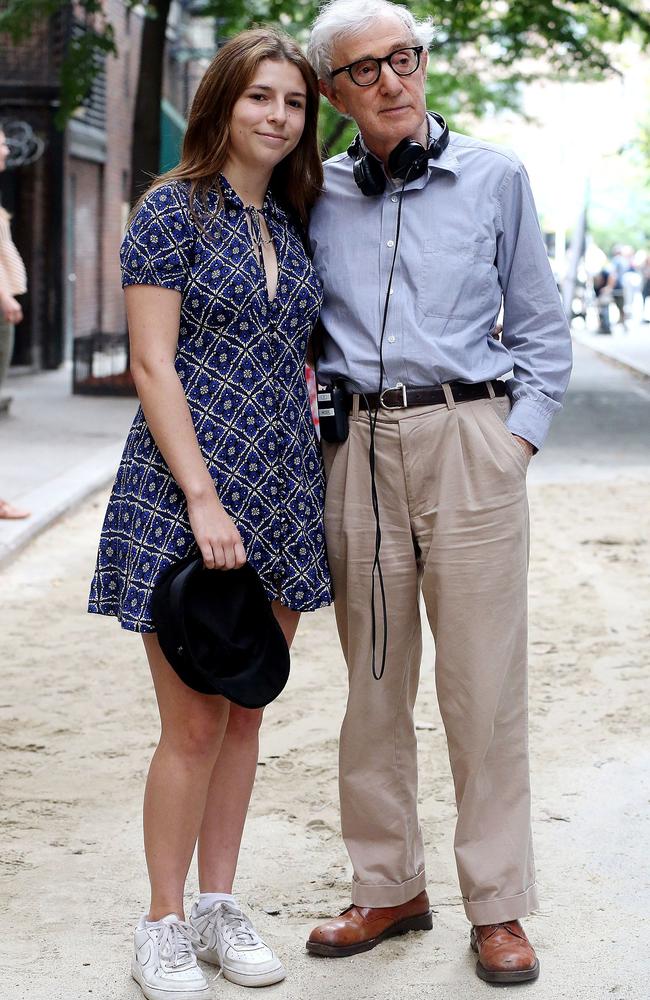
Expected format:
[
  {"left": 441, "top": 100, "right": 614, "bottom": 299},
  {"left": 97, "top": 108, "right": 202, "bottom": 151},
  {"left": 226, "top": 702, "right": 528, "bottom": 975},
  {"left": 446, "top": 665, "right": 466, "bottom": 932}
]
[{"left": 1, "top": 475, "right": 649, "bottom": 1000}]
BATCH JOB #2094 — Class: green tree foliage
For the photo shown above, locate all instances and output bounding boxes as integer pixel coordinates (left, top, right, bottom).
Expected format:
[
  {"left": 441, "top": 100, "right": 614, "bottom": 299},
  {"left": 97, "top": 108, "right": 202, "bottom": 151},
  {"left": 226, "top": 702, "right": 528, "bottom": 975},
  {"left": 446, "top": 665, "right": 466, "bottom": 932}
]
[
  {"left": 2, "top": 0, "right": 650, "bottom": 146},
  {"left": 212, "top": 0, "right": 650, "bottom": 151},
  {"left": 0, "top": 0, "right": 135, "bottom": 125},
  {"left": 639, "top": 118, "right": 650, "bottom": 185}
]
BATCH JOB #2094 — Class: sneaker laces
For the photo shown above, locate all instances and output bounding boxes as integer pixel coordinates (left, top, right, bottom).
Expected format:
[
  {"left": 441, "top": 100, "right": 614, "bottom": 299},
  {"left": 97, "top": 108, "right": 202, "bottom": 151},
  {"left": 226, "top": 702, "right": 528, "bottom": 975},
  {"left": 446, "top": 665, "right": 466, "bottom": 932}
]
[
  {"left": 156, "top": 918, "right": 201, "bottom": 968},
  {"left": 216, "top": 903, "right": 262, "bottom": 949}
]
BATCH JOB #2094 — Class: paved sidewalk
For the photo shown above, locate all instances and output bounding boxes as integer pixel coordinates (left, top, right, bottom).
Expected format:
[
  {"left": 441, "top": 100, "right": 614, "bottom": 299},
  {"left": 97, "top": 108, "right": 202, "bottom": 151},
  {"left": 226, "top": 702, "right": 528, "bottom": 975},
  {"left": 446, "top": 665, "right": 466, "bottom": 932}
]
[
  {"left": 0, "top": 364, "right": 136, "bottom": 565},
  {"left": 1, "top": 320, "right": 648, "bottom": 567},
  {"left": 572, "top": 319, "right": 650, "bottom": 378}
]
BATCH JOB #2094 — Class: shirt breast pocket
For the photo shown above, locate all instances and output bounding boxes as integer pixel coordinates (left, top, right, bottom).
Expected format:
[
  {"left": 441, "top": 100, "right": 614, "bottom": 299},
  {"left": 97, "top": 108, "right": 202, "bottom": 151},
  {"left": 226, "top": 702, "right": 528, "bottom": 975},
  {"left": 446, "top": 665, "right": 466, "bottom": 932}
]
[{"left": 417, "top": 238, "right": 494, "bottom": 319}]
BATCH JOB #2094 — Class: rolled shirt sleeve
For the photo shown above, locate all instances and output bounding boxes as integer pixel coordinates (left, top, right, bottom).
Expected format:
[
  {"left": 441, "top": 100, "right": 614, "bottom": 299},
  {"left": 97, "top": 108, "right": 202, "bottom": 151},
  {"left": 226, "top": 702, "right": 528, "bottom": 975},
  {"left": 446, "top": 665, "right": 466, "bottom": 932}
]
[{"left": 496, "top": 160, "right": 572, "bottom": 450}]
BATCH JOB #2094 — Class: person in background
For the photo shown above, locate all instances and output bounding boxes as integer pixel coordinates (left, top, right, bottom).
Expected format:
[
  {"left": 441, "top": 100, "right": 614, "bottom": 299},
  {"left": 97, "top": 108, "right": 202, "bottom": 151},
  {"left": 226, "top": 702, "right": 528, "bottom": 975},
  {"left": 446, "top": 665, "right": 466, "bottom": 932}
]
[
  {"left": 593, "top": 265, "right": 612, "bottom": 335},
  {"left": 608, "top": 244, "right": 636, "bottom": 328},
  {"left": 622, "top": 249, "right": 641, "bottom": 322},
  {"left": 638, "top": 250, "right": 650, "bottom": 322},
  {"left": 0, "top": 124, "right": 29, "bottom": 520}
]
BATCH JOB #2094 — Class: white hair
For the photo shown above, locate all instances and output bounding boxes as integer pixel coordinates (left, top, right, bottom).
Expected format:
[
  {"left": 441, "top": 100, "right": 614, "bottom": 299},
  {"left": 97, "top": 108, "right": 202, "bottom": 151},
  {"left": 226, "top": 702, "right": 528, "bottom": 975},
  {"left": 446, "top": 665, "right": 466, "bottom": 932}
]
[{"left": 307, "top": 0, "right": 435, "bottom": 81}]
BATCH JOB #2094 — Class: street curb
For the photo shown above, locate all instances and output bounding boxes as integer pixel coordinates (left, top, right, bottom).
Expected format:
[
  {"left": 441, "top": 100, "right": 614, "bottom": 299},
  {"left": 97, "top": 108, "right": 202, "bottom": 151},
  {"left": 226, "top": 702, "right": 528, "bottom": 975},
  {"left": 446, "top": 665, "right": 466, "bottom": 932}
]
[
  {"left": 571, "top": 331, "right": 650, "bottom": 380},
  {"left": 0, "top": 443, "right": 121, "bottom": 568}
]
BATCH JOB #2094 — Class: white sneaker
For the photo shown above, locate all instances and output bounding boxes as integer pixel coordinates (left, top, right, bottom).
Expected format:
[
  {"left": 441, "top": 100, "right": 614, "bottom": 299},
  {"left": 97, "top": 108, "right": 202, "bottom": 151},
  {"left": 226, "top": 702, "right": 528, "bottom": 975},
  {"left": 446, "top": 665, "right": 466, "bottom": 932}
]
[
  {"left": 190, "top": 900, "right": 286, "bottom": 988},
  {"left": 132, "top": 913, "right": 211, "bottom": 1000}
]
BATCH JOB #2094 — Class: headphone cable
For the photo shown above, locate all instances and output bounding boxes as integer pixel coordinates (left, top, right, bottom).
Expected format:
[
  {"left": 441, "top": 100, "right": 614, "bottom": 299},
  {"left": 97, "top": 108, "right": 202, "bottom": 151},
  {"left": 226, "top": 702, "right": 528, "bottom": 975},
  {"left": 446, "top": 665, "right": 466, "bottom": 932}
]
[{"left": 366, "top": 164, "right": 416, "bottom": 680}]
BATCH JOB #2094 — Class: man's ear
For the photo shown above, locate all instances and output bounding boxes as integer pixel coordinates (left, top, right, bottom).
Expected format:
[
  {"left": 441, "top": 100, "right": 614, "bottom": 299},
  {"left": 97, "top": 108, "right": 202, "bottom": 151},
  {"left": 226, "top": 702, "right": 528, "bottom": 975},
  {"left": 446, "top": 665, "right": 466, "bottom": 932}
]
[
  {"left": 320, "top": 77, "right": 347, "bottom": 115},
  {"left": 420, "top": 49, "right": 429, "bottom": 75}
]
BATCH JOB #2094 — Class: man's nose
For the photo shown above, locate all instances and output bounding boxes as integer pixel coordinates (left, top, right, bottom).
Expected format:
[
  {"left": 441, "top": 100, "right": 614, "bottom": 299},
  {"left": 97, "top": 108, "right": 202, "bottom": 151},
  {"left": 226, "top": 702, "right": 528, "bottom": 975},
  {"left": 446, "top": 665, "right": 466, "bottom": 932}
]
[{"left": 378, "top": 61, "right": 403, "bottom": 96}]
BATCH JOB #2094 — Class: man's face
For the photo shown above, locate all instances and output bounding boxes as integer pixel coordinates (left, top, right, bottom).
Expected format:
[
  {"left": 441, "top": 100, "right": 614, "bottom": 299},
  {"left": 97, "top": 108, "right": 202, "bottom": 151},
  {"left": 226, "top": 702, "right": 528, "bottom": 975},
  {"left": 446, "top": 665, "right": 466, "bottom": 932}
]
[{"left": 321, "top": 15, "right": 428, "bottom": 162}]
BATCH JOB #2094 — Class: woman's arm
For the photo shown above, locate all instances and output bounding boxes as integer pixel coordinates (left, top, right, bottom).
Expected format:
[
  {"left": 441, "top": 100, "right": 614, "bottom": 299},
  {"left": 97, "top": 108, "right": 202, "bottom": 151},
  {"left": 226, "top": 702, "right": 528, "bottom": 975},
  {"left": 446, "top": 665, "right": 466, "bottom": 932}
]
[
  {"left": 126, "top": 284, "right": 246, "bottom": 570},
  {"left": 0, "top": 260, "right": 23, "bottom": 324}
]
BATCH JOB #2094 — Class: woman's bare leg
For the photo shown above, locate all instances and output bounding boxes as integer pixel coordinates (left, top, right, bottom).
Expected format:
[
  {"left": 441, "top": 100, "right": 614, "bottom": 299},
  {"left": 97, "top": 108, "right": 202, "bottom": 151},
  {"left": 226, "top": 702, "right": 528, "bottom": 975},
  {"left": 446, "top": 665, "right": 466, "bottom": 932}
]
[
  {"left": 197, "top": 601, "right": 300, "bottom": 892},
  {"left": 142, "top": 633, "right": 230, "bottom": 920}
]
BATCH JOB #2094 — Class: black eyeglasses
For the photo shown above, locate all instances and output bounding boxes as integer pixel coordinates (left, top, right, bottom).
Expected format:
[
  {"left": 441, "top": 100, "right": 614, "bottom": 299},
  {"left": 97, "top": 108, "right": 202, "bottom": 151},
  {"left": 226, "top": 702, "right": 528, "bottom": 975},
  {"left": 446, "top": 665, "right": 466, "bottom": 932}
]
[{"left": 331, "top": 46, "right": 424, "bottom": 88}]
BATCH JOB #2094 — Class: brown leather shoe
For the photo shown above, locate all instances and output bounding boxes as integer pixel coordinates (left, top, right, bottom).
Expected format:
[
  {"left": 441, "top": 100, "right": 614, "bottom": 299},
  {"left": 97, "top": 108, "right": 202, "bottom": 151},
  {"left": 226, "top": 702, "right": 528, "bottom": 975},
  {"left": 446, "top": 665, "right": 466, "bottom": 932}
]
[
  {"left": 306, "top": 890, "right": 433, "bottom": 957},
  {"left": 470, "top": 920, "right": 540, "bottom": 983}
]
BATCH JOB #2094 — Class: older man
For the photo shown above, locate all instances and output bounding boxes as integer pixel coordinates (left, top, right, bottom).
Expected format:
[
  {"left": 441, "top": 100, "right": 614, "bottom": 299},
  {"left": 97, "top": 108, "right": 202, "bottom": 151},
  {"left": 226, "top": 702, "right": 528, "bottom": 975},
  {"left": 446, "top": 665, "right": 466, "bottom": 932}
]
[{"left": 305, "top": 0, "right": 572, "bottom": 985}]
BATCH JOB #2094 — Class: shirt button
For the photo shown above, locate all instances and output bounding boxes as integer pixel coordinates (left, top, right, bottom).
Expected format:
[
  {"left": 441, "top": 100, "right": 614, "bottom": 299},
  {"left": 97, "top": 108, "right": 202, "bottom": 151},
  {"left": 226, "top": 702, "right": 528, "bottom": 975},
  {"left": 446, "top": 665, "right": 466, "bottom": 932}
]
[
  {"left": 391, "top": 195, "right": 398, "bottom": 203},
  {"left": 387, "top": 335, "right": 396, "bottom": 344},
  {"left": 387, "top": 240, "right": 394, "bottom": 248}
]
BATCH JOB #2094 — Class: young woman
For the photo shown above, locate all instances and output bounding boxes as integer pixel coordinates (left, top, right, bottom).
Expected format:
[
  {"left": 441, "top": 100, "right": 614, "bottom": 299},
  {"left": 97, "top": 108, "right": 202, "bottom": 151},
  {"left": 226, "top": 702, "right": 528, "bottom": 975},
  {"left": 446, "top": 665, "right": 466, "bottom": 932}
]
[{"left": 88, "top": 29, "right": 331, "bottom": 999}]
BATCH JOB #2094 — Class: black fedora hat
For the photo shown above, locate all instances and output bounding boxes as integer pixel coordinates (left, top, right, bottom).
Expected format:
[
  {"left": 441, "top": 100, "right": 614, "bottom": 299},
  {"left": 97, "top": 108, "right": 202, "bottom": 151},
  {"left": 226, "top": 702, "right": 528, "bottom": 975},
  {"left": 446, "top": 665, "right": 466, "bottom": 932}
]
[{"left": 151, "top": 555, "right": 290, "bottom": 709}]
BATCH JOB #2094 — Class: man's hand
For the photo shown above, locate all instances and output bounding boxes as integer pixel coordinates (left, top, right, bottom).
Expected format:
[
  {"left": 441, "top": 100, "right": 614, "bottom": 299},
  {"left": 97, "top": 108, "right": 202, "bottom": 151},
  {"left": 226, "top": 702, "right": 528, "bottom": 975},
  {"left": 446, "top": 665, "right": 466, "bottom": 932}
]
[{"left": 512, "top": 435, "right": 534, "bottom": 459}]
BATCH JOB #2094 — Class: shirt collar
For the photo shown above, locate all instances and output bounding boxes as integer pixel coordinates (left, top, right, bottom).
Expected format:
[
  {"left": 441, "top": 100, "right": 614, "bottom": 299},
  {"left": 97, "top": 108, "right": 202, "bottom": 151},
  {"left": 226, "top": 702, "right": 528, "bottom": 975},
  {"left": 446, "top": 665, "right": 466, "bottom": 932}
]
[
  {"left": 423, "top": 112, "right": 460, "bottom": 179},
  {"left": 356, "top": 112, "right": 460, "bottom": 192},
  {"left": 390, "top": 114, "right": 460, "bottom": 190},
  {"left": 218, "top": 173, "right": 283, "bottom": 219}
]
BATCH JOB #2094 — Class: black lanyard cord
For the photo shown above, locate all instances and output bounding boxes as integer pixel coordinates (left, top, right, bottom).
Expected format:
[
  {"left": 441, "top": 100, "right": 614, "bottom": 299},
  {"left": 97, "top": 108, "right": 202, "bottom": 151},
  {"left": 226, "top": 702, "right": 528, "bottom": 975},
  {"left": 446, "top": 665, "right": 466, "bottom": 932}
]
[
  {"left": 367, "top": 167, "right": 413, "bottom": 681},
  {"left": 366, "top": 395, "right": 388, "bottom": 680}
]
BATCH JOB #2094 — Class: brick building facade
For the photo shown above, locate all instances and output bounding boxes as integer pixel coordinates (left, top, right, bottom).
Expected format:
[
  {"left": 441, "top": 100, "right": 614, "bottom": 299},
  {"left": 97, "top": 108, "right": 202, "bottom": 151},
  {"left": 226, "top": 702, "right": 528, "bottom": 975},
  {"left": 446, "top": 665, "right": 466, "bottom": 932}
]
[
  {"left": 0, "top": 0, "right": 207, "bottom": 375},
  {"left": 66, "top": 0, "right": 142, "bottom": 348}
]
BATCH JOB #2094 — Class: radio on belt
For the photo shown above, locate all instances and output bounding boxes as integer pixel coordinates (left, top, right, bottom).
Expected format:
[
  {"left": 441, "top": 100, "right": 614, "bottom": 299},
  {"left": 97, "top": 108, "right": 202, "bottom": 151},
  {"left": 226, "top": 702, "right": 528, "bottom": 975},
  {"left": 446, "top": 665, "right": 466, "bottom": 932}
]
[{"left": 317, "top": 383, "right": 349, "bottom": 443}]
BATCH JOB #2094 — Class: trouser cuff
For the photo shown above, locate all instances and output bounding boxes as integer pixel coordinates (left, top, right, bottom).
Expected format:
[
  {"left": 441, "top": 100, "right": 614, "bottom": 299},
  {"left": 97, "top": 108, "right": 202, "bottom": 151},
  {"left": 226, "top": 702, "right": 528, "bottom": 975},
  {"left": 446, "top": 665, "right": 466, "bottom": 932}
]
[
  {"left": 464, "top": 883, "right": 539, "bottom": 925},
  {"left": 351, "top": 869, "right": 427, "bottom": 908}
]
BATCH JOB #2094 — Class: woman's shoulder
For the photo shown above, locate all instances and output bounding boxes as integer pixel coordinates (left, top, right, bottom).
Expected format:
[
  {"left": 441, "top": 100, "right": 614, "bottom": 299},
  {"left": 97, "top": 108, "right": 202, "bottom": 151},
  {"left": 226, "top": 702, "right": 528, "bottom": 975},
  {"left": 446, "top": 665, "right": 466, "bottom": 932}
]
[
  {"left": 138, "top": 180, "right": 192, "bottom": 218},
  {"left": 121, "top": 179, "right": 196, "bottom": 272},
  {"left": 124, "top": 181, "right": 196, "bottom": 251}
]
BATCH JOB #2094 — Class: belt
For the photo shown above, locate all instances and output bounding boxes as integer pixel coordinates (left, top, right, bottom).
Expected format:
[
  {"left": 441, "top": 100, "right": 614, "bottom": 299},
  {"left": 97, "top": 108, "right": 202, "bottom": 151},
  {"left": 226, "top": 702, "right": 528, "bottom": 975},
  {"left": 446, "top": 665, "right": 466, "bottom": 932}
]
[{"left": 350, "top": 379, "right": 508, "bottom": 412}]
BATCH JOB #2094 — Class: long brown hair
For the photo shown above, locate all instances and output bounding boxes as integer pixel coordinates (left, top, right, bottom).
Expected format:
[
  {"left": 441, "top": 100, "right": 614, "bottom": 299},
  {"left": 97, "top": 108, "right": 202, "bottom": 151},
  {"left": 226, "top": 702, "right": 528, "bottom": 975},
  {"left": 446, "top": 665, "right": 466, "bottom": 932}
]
[{"left": 136, "top": 28, "right": 323, "bottom": 227}]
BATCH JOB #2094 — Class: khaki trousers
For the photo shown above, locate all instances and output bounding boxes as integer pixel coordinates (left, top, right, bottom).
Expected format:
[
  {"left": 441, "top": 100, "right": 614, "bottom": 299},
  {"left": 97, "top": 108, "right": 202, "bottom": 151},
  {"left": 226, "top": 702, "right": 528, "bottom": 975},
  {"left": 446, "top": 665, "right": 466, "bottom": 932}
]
[{"left": 322, "top": 391, "right": 539, "bottom": 924}]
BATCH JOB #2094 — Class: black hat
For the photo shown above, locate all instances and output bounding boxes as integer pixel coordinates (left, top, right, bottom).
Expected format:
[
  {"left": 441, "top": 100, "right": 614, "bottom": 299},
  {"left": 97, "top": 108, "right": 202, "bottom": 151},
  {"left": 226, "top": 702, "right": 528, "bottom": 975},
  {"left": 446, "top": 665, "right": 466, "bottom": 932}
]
[{"left": 151, "top": 556, "right": 290, "bottom": 709}]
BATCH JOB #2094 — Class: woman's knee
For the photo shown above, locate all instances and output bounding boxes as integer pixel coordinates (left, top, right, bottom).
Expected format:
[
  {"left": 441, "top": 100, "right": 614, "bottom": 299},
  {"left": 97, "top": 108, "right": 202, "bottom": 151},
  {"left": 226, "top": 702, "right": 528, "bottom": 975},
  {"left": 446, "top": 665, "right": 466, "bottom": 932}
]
[
  {"left": 225, "top": 704, "right": 264, "bottom": 741},
  {"left": 160, "top": 704, "right": 228, "bottom": 761}
]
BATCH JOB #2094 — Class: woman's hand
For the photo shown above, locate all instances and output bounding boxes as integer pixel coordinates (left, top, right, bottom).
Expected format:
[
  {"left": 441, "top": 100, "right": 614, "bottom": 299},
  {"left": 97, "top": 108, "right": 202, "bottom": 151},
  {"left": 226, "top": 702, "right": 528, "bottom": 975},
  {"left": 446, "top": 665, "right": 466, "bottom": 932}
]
[
  {"left": 187, "top": 490, "right": 247, "bottom": 570},
  {"left": 1, "top": 294, "right": 22, "bottom": 324}
]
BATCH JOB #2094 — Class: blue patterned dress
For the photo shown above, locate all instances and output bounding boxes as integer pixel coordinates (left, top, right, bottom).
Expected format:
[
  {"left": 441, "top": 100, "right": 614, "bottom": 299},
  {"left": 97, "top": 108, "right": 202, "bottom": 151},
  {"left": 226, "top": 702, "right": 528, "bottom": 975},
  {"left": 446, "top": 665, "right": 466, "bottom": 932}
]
[{"left": 88, "top": 177, "right": 332, "bottom": 632}]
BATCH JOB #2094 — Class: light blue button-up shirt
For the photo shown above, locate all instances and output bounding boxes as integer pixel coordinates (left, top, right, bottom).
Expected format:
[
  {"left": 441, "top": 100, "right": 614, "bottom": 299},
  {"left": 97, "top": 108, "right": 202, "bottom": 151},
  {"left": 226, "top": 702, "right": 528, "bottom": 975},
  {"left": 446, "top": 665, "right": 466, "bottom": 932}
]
[{"left": 309, "top": 115, "right": 572, "bottom": 450}]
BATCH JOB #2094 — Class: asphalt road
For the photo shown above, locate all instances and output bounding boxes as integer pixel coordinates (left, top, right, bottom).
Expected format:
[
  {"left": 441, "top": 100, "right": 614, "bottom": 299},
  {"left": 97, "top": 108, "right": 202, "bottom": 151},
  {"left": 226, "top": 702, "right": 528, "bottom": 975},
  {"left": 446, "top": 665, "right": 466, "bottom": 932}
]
[
  {"left": 1, "top": 338, "right": 649, "bottom": 1000},
  {"left": 532, "top": 341, "right": 650, "bottom": 481}
]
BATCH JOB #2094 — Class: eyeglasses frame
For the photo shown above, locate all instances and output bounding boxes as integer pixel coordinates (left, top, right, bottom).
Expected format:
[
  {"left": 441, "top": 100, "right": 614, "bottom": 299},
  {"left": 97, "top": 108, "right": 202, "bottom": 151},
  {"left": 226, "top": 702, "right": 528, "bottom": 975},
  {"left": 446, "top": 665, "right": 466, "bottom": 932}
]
[{"left": 330, "top": 45, "right": 425, "bottom": 88}]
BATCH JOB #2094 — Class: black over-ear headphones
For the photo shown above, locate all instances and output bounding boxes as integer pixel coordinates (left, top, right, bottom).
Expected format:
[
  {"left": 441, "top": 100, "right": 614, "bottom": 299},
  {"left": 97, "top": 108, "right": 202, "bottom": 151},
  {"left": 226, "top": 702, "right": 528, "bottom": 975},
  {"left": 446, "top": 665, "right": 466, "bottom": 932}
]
[{"left": 347, "top": 111, "right": 450, "bottom": 197}]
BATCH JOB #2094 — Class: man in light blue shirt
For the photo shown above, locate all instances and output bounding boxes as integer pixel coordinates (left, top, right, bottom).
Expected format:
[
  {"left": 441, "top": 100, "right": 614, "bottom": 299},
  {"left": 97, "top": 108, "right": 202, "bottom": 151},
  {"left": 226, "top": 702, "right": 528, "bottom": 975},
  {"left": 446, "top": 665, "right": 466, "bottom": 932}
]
[
  {"left": 305, "top": 1, "right": 572, "bottom": 984},
  {"left": 309, "top": 37, "right": 570, "bottom": 454}
]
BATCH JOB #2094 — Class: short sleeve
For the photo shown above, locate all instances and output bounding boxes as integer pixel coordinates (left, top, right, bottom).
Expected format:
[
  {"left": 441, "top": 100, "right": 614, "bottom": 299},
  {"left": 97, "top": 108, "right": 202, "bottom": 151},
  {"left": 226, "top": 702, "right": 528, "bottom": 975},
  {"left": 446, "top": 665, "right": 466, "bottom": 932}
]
[{"left": 120, "top": 182, "right": 194, "bottom": 293}]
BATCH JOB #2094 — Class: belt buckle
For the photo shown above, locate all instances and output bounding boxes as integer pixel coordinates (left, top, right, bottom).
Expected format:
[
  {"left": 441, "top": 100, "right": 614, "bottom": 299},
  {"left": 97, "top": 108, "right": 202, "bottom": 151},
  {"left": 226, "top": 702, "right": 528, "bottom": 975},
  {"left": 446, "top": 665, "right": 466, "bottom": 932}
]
[{"left": 380, "top": 382, "right": 407, "bottom": 410}]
